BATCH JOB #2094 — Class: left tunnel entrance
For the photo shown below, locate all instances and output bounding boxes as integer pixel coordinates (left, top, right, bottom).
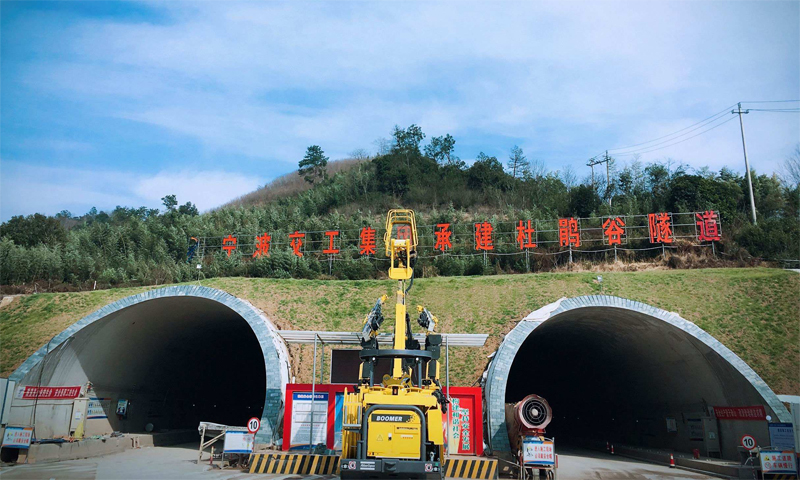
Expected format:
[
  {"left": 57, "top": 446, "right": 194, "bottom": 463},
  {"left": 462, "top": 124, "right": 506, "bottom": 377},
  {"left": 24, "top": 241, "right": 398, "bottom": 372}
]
[{"left": 10, "top": 296, "right": 267, "bottom": 439}]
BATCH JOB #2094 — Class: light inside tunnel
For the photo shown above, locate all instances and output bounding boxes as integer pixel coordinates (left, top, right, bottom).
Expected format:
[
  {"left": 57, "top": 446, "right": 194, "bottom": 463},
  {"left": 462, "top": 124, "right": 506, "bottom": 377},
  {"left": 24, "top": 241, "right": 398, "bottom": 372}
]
[
  {"left": 505, "top": 307, "right": 775, "bottom": 459},
  {"left": 17, "top": 297, "right": 266, "bottom": 438}
]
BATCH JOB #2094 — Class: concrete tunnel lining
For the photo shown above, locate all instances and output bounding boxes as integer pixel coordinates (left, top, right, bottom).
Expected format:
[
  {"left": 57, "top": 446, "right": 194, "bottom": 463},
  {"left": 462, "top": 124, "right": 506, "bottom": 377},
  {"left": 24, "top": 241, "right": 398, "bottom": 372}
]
[
  {"left": 484, "top": 295, "right": 791, "bottom": 458},
  {"left": 9, "top": 286, "right": 290, "bottom": 444}
]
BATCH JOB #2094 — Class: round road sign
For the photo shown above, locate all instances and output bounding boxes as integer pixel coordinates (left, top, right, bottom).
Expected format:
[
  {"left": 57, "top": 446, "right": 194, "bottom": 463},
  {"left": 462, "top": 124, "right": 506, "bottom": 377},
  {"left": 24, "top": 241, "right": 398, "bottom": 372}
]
[
  {"left": 741, "top": 434, "right": 756, "bottom": 450},
  {"left": 247, "top": 417, "right": 261, "bottom": 434}
]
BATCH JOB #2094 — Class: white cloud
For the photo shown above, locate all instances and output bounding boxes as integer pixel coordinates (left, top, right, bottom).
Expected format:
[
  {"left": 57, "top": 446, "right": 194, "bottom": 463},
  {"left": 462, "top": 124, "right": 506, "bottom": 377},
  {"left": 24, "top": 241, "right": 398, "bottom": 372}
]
[
  {"left": 0, "top": 161, "right": 265, "bottom": 220},
  {"left": 133, "top": 170, "right": 263, "bottom": 212},
  {"left": 3, "top": 0, "right": 798, "bottom": 219}
]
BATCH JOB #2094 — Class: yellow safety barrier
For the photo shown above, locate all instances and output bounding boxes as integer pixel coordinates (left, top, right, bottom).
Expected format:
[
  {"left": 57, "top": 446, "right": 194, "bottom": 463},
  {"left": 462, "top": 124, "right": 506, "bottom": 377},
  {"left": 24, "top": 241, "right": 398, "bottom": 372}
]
[
  {"left": 443, "top": 457, "right": 498, "bottom": 479},
  {"left": 248, "top": 453, "right": 339, "bottom": 475}
]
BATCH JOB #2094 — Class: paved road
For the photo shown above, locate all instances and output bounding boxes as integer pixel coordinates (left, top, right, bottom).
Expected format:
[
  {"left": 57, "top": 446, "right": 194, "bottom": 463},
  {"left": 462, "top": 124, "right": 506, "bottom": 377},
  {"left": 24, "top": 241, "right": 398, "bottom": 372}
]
[
  {"left": 0, "top": 444, "right": 717, "bottom": 479},
  {"left": 554, "top": 447, "right": 717, "bottom": 480}
]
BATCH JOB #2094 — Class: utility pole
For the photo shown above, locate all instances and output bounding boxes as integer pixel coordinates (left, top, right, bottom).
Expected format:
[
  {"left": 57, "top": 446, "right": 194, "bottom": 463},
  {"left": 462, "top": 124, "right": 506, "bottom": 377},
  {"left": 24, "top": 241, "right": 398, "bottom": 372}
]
[
  {"left": 605, "top": 150, "right": 611, "bottom": 206},
  {"left": 587, "top": 152, "right": 613, "bottom": 205},
  {"left": 733, "top": 102, "right": 757, "bottom": 224}
]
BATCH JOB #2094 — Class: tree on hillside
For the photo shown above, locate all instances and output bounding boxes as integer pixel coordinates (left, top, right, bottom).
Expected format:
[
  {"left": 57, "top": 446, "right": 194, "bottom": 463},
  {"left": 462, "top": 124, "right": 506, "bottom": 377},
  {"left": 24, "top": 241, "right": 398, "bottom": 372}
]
[
  {"left": 0, "top": 213, "right": 67, "bottom": 247},
  {"left": 349, "top": 148, "right": 371, "bottom": 161},
  {"left": 568, "top": 184, "right": 601, "bottom": 217},
  {"left": 508, "top": 145, "right": 530, "bottom": 178},
  {"left": 391, "top": 124, "right": 425, "bottom": 167},
  {"left": 468, "top": 152, "right": 508, "bottom": 190},
  {"left": 373, "top": 137, "right": 391, "bottom": 156},
  {"left": 782, "top": 144, "right": 800, "bottom": 187},
  {"left": 560, "top": 165, "right": 577, "bottom": 192},
  {"left": 162, "top": 194, "right": 178, "bottom": 210},
  {"left": 425, "top": 134, "right": 458, "bottom": 166},
  {"left": 299, "top": 145, "right": 329, "bottom": 184},
  {"left": 178, "top": 202, "right": 199, "bottom": 216}
]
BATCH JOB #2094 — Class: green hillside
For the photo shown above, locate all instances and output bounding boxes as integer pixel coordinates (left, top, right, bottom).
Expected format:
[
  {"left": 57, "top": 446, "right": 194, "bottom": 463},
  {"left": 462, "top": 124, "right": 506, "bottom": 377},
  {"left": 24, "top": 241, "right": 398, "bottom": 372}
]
[
  {"left": 1, "top": 268, "right": 798, "bottom": 395},
  {"left": 3, "top": 127, "right": 798, "bottom": 290}
]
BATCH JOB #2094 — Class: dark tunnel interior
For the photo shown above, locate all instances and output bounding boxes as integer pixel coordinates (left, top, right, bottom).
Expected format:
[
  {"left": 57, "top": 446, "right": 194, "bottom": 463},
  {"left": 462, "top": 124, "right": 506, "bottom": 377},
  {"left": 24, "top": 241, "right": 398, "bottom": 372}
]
[
  {"left": 505, "top": 307, "right": 771, "bottom": 455},
  {"left": 30, "top": 297, "right": 266, "bottom": 433}
]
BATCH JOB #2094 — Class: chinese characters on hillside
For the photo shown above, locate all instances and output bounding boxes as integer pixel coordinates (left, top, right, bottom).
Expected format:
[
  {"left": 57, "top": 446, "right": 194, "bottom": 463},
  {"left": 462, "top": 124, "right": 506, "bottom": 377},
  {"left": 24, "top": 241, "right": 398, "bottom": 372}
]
[{"left": 210, "top": 210, "right": 721, "bottom": 259}]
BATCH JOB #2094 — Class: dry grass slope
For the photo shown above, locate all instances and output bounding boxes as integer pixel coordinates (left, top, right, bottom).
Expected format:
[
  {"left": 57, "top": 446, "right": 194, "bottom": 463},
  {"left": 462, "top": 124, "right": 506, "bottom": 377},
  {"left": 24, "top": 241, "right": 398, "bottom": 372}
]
[
  {"left": 222, "top": 158, "right": 368, "bottom": 208},
  {"left": 1, "top": 268, "right": 797, "bottom": 395}
]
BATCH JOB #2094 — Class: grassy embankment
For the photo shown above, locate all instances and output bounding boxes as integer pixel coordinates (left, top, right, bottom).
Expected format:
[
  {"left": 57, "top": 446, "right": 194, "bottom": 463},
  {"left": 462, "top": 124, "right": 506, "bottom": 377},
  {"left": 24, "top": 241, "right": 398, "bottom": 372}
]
[{"left": 1, "top": 268, "right": 798, "bottom": 394}]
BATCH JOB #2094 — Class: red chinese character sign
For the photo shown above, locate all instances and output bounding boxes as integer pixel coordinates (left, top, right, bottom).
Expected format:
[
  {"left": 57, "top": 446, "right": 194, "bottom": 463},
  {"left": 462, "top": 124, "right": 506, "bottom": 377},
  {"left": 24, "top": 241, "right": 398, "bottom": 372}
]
[
  {"left": 516, "top": 220, "right": 537, "bottom": 250},
  {"left": 323, "top": 231, "right": 340, "bottom": 254},
  {"left": 289, "top": 231, "right": 305, "bottom": 257},
  {"left": 558, "top": 218, "right": 580, "bottom": 247},
  {"left": 359, "top": 227, "right": 376, "bottom": 256},
  {"left": 474, "top": 222, "right": 493, "bottom": 251},
  {"left": 602, "top": 217, "right": 626, "bottom": 245},
  {"left": 196, "top": 209, "right": 725, "bottom": 261},
  {"left": 222, "top": 235, "right": 237, "bottom": 257},
  {"left": 252, "top": 233, "right": 271, "bottom": 258},
  {"left": 648, "top": 213, "right": 673, "bottom": 244},
  {"left": 696, "top": 210, "right": 721, "bottom": 241},
  {"left": 434, "top": 223, "right": 453, "bottom": 252}
]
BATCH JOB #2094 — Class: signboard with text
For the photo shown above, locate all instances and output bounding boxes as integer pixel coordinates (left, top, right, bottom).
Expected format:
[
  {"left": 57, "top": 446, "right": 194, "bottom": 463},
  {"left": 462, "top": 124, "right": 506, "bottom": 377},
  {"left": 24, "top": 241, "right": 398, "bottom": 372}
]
[
  {"left": 288, "top": 392, "right": 329, "bottom": 450},
  {"left": 193, "top": 210, "right": 722, "bottom": 260},
  {"left": 449, "top": 397, "right": 473, "bottom": 455},
  {"left": 768, "top": 423, "right": 796, "bottom": 451},
  {"left": 223, "top": 431, "right": 254, "bottom": 454},
  {"left": 87, "top": 397, "right": 111, "bottom": 419},
  {"left": 2, "top": 426, "right": 33, "bottom": 449},
  {"left": 687, "top": 418, "right": 704, "bottom": 441},
  {"left": 713, "top": 405, "right": 767, "bottom": 421},
  {"left": 522, "top": 437, "right": 555, "bottom": 466},
  {"left": 16, "top": 386, "right": 81, "bottom": 400},
  {"left": 760, "top": 451, "right": 797, "bottom": 474}
]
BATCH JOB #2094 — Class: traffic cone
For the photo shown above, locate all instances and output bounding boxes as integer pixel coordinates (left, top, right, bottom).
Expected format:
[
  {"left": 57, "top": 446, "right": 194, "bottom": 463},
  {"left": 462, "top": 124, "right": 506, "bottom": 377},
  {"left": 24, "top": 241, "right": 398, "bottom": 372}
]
[
  {"left": 669, "top": 453, "right": 676, "bottom": 468},
  {"left": 610, "top": 445, "right": 615, "bottom": 455},
  {"left": 606, "top": 441, "right": 610, "bottom": 452}
]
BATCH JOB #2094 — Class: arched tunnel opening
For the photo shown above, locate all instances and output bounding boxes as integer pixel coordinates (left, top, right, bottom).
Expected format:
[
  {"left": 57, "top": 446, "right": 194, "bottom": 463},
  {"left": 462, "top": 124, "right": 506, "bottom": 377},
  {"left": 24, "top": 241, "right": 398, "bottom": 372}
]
[
  {"left": 16, "top": 297, "right": 266, "bottom": 439},
  {"left": 504, "top": 306, "right": 780, "bottom": 460}
]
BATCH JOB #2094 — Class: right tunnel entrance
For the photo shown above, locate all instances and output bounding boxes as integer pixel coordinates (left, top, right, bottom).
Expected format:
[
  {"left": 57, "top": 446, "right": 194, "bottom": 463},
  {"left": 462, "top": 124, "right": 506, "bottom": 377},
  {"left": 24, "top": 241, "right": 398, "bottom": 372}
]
[{"left": 489, "top": 296, "right": 790, "bottom": 461}]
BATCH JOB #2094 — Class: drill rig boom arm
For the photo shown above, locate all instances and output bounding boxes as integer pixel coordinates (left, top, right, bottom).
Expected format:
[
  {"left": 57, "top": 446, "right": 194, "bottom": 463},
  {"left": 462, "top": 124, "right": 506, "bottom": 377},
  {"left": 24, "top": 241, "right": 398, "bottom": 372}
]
[{"left": 341, "top": 209, "right": 446, "bottom": 480}]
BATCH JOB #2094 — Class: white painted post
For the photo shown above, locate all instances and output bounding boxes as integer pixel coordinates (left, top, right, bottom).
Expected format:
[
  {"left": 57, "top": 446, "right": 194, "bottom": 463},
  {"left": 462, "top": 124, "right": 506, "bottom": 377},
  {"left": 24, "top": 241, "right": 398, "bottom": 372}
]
[{"left": 310, "top": 335, "right": 318, "bottom": 452}]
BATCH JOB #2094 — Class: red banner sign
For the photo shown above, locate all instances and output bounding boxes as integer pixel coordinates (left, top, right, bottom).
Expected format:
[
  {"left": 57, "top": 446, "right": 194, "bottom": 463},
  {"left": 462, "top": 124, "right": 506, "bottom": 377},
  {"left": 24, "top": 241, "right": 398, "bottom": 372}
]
[
  {"left": 713, "top": 405, "right": 767, "bottom": 421},
  {"left": 18, "top": 386, "right": 81, "bottom": 400},
  {"left": 194, "top": 210, "right": 721, "bottom": 259}
]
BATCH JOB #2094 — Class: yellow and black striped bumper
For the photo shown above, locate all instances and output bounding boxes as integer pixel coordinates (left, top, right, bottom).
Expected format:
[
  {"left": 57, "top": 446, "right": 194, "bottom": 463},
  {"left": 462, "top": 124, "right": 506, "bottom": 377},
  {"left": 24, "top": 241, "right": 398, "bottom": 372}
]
[
  {"left": 443, "top": 458, "right": 497, "bottom": 479},
  {"left": 248, "top": 453, "right": 339, "bottom": 475}
]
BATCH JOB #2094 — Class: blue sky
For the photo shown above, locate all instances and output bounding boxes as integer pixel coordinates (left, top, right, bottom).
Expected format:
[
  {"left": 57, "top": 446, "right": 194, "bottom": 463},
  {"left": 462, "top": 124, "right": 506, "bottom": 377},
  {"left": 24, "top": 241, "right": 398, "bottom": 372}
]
[{"left": 1, "top": 1, "right": 798, "bottom": 220}]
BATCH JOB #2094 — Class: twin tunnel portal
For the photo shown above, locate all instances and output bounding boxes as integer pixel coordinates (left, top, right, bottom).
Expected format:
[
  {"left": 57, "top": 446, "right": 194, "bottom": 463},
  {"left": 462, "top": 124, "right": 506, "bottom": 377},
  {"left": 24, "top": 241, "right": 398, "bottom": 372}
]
[{"left": 6, "top": 286, "right": 790, "bottom": 463}]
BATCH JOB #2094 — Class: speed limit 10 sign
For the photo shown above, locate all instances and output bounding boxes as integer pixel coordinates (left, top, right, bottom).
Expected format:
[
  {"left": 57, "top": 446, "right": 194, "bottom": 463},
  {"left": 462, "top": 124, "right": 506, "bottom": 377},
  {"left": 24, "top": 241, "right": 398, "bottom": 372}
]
[
  {"left": 247, "top": 417, "right": 261, "bottom": 434},
  {"left": 741, "top": 434, "right": 757, "bottom": 450}
]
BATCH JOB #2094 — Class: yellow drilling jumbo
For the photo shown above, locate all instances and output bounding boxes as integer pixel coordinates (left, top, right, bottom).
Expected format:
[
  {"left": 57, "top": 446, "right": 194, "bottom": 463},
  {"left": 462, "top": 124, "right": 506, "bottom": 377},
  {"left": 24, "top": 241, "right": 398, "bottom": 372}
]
[{"left": 340, "top": 209, "right": 448, "bottom": 479}]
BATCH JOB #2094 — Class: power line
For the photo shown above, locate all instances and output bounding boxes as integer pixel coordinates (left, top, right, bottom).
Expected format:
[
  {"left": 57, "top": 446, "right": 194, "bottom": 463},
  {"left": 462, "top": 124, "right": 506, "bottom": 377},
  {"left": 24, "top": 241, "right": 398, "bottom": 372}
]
[
  {"left": 612, "top": 115, "right": 738, "bottom": 157},
  {"left": 608, "top": 112, "right": 733, "bottom": 155},
  {"left": 741, "top": 99, "right": 800, "bottom": 104},
  {"left": 600, "top": 100, "right": 799, "bottom": 158},
  {"left": 604, "top": 104, "right": 736, "bottom": 154}
]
